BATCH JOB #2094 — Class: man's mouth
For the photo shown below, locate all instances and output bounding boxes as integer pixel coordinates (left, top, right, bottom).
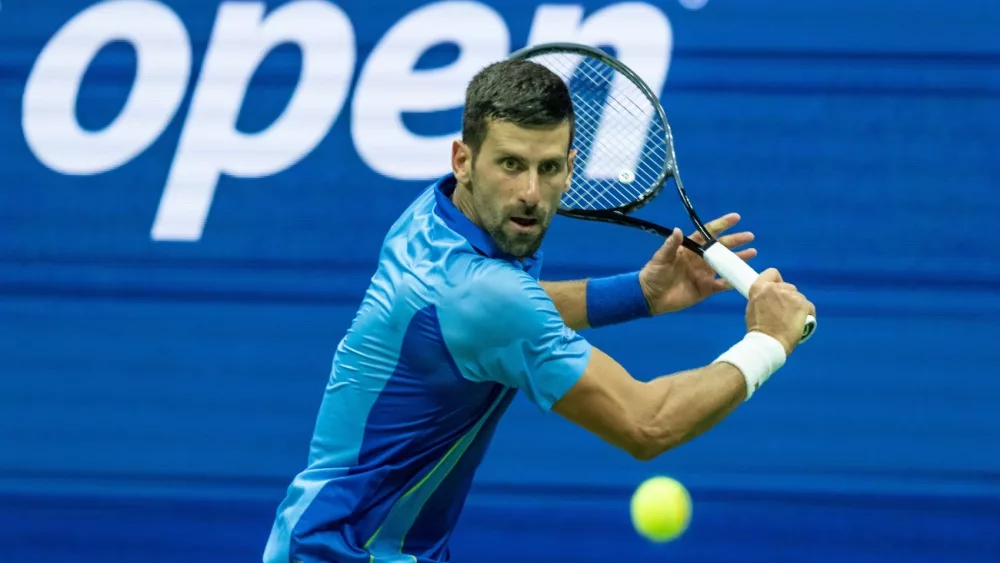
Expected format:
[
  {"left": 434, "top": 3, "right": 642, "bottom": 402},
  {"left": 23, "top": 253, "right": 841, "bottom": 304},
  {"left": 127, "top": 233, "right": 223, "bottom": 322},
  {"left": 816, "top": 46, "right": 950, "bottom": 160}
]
[{"left": 509, "top": 216, "right": 539, "bottom": 230}]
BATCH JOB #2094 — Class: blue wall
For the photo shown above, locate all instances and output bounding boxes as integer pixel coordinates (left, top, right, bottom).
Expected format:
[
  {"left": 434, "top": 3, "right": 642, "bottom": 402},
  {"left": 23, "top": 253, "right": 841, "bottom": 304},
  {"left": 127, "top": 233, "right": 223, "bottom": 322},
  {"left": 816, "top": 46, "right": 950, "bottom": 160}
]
[{"left": 1, "top": 1, "right": 998, "bottom": 561}]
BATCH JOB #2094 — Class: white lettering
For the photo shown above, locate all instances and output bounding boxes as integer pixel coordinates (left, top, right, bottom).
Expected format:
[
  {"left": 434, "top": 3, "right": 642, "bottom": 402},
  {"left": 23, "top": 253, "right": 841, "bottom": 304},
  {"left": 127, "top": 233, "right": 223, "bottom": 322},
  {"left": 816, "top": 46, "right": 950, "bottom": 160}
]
[
  {"left": 22, "top": 0, "right": 190, "bottom": 174},
  {"left": 150, "top": 0, "right": 355, "bottom": 241},
  {"left": 352, "top": 1, "right": 509, "bottom": 180},
  {"left": 527, "top": 3, "right": 672, "bottom": 180},
  {"left": 22, "top": 1, "right": 676, "bottom": 240}
]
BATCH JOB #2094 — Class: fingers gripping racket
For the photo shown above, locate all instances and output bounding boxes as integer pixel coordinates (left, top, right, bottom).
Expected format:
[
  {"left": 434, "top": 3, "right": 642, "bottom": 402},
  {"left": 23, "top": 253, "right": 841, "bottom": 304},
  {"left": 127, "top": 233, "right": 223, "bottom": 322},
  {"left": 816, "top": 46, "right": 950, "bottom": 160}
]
[{"left": 509, "top": 42, "right": 817, "bottom": 343}]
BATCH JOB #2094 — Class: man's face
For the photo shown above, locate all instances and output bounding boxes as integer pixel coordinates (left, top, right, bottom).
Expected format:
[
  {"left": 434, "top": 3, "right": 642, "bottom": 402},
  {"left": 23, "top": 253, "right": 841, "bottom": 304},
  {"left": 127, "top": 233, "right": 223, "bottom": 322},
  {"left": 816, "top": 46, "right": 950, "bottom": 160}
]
[{"left": 455, "top": 119, "right": 575, "bottom": 258}]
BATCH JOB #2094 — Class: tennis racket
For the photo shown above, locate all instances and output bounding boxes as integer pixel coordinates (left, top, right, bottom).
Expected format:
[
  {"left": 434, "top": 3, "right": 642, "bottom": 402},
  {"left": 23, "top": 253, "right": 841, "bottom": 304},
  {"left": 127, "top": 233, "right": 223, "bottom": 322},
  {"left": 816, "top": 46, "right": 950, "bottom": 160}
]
[{"left": 509, "top": 42, "right": 817, "bottom": 343}]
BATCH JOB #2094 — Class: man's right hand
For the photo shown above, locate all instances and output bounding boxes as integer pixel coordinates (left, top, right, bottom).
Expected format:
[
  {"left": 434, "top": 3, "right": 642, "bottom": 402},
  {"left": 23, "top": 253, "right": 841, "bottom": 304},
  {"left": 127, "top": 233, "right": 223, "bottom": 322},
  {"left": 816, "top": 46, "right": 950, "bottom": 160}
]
[{"left": 746, "top": 268, "right": 816, "bottom": 355}]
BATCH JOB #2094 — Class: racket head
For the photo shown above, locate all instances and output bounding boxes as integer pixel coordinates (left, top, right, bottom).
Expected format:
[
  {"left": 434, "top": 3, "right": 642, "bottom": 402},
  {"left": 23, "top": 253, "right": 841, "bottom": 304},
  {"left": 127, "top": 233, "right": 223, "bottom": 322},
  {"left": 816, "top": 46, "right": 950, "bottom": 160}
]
[{"left": 508, "top": 42, "right": 680, "bottom": 219}]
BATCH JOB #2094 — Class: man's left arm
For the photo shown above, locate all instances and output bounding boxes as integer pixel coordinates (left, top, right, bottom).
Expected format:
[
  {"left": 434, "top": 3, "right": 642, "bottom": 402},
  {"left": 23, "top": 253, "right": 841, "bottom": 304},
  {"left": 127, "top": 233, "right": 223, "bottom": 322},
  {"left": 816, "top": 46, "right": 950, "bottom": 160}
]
[
  {"left": 541, "top": 273, "right": 651, "bottom": 332},
  {"left": 541, "top": 214, "right": 756, "bottom": 331},
  {"left": 540, "top": 280, "right": 590, "bottom": 331}
]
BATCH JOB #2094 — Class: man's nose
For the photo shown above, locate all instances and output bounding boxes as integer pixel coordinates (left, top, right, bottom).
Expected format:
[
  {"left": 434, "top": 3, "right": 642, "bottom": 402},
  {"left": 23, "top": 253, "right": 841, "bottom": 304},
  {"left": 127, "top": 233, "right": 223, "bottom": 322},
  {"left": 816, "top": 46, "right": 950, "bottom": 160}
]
[{"left": 519, "top": 170, "right": 542, "bottom": 206}]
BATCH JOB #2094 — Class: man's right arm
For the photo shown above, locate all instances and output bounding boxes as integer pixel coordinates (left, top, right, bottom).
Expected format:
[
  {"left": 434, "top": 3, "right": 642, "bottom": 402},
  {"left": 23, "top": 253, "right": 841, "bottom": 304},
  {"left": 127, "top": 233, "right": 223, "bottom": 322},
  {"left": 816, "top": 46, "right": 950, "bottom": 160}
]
[
  {"left": 552, "top": 267, "right": 813, "bottom": 461},
  {"left": 439, "top": 262, "right": 810, "bottom": 462},
  {"left": 551, "top": 346, "right": 749, "bottom": 460}
]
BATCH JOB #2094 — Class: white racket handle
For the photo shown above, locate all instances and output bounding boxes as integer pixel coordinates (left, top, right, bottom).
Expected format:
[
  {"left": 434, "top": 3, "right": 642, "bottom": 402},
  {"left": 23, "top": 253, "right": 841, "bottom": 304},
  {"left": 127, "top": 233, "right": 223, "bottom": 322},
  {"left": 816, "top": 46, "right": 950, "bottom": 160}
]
[{"left": 702, "top": 243, "right": 817, "bottom": 343}]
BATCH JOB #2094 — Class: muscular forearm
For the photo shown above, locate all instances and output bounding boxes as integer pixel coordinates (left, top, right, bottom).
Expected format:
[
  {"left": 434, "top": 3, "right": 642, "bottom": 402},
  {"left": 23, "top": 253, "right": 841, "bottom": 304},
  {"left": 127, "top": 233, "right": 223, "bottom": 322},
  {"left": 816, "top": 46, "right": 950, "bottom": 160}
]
[
  {"left": 551, "top": 336, "right": 785, "bottom": 462},
  {"left": 633, "top": 363, "right": 747, "bottom": 459},
  {"left": 539, "top": 280, "right": 590, "bottom": 331}
]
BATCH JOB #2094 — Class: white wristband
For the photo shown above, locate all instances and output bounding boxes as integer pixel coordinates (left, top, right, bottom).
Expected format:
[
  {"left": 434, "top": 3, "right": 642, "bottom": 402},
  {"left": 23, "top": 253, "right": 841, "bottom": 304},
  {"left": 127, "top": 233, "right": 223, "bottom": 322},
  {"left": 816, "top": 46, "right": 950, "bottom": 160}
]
[{"left": 712, "top": 331, "right": 787, "bottom": 401}]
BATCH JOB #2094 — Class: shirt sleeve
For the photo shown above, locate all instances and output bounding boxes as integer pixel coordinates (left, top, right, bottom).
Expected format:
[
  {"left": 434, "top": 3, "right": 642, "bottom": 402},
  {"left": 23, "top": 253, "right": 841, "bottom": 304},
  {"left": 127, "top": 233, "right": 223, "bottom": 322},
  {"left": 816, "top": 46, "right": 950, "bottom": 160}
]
[{"left": 438, "top": 262, "right": 593, "bottom": 411}]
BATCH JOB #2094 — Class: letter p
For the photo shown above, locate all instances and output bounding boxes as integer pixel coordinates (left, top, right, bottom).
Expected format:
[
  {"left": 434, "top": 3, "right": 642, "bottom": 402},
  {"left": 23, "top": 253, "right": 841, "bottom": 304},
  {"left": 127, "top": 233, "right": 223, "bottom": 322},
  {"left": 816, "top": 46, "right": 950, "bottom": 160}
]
[{"left": 151, "top": 1, "right": 355, "bottom": 241}]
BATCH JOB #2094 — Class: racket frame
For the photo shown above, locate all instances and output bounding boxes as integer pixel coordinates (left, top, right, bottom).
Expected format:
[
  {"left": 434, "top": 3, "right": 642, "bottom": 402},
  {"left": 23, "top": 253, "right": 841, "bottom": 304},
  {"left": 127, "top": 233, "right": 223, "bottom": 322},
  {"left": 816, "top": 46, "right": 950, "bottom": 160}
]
[
  {"left": 508, "top": 41, "right": 817, "bottom": 343},
  {"left": 508, "top": 41, "right": 712, "bottom": 256}
]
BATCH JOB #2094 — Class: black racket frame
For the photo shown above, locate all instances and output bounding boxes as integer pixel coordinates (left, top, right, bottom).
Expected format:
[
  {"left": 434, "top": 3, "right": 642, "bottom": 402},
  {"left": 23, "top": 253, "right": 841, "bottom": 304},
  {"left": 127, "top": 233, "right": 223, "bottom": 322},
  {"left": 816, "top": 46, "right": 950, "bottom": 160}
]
[{"left": 508, "top": 41, "right": 715, "bottom": 256}]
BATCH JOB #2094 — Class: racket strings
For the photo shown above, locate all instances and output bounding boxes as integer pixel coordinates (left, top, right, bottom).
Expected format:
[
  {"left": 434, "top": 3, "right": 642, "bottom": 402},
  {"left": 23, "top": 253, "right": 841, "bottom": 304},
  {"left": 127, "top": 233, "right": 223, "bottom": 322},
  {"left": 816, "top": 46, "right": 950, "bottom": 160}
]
[
  {"left": 565, "top": 96, "right": 656, "bottom": 208},
  {"left": 574, "top": 96, "right": 661, "bottom": 189},
  {"left": 540, "top": 57, "right": 651, "bottom": 209},
  {"left": 555, "top": 59, "right": 658, "bottom": 206},
  {"left": 532, "top": 52, "right": 668, "bottom": 212}
]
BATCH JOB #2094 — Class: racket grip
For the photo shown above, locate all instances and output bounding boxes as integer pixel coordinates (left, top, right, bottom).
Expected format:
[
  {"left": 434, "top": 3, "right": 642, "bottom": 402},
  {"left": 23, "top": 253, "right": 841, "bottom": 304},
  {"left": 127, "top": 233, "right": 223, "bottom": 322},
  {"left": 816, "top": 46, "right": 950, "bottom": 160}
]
[{"left": 702, "top": 242, "right": 817, "bottom": 343}]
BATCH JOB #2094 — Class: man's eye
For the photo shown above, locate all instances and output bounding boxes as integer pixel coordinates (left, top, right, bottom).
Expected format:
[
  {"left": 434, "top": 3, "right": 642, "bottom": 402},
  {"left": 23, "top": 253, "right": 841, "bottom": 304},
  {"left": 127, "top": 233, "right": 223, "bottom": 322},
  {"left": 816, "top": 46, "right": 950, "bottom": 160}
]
[{"left": 502, "top": 158, "right": 519, "bottom": 170}]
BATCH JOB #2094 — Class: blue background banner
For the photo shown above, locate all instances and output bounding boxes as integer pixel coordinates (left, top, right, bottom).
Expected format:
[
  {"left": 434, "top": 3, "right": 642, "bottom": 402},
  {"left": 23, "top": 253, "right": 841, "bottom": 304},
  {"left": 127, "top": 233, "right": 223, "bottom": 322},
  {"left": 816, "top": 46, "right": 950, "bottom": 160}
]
[{"left": 2, "top": 1, "right": 998, "bottom": 561}]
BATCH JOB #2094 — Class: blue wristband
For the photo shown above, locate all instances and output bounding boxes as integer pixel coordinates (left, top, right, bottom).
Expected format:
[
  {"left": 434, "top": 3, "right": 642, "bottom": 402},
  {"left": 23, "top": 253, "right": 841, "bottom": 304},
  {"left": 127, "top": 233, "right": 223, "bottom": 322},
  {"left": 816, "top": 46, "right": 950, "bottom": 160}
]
[{"left": 586, "top": 271, "right": 652, "bottom": 328}]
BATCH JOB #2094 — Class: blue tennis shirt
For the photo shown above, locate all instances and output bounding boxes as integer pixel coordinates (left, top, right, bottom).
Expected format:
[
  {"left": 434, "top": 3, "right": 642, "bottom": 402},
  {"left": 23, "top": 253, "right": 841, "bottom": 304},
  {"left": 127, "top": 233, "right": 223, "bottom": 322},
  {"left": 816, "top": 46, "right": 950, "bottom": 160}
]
[{"left": 264, "top": 174, "right": 593, "bottom": 563}]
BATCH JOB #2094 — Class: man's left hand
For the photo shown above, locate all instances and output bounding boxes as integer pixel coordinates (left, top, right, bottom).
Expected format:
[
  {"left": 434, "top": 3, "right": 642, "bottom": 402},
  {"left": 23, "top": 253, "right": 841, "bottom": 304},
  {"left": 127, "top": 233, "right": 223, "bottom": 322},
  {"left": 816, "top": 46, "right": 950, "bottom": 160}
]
[{"left": 638, "top": 213, "right": 756, "bottom": 316}]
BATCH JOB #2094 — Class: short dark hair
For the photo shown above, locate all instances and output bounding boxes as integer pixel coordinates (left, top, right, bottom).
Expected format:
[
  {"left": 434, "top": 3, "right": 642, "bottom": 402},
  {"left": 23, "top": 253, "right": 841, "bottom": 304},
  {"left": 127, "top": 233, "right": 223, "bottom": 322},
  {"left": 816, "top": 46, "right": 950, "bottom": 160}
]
[{"left": 461, "top": 59, "right": 575, "bottom": 155}]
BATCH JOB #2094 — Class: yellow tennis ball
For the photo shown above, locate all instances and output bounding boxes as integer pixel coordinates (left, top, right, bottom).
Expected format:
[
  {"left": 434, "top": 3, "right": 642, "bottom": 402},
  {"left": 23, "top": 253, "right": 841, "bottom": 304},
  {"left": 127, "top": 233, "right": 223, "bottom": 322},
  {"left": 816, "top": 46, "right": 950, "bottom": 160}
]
[{"left": 630, "top": 476, "right": 692, "bottom": 542}]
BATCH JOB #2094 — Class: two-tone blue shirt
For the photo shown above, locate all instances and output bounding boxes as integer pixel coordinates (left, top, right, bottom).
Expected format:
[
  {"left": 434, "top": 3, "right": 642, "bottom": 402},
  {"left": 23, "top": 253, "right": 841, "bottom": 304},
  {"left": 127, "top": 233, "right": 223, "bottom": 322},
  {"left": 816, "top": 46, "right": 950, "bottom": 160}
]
[{"left": 264, "top": 174, "right": 593, "bottom": 563}]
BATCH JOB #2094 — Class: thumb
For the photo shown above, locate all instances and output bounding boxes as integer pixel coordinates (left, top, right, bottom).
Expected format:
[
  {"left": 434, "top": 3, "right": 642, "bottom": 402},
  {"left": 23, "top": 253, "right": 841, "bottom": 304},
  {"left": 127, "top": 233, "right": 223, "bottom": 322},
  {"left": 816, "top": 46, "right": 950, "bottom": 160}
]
[{"left": 651, "top": 228, "right": 683, "bottom": 265}]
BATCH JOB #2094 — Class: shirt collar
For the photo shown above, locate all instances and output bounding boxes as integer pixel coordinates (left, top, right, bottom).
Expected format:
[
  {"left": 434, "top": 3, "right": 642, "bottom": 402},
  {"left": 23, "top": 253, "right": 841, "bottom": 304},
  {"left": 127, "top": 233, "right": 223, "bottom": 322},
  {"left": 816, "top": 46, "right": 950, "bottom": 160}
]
[{"left": 432, "top": 174, "right": 542, "bottom": 266}]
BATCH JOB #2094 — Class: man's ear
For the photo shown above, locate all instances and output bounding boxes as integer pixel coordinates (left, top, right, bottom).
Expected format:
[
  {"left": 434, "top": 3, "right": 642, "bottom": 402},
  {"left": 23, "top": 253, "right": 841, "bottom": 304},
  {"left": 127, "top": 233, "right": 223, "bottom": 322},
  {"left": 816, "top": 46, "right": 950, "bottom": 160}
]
[{"left": 452, "top": 140, "right": 473, "bottom": 185}]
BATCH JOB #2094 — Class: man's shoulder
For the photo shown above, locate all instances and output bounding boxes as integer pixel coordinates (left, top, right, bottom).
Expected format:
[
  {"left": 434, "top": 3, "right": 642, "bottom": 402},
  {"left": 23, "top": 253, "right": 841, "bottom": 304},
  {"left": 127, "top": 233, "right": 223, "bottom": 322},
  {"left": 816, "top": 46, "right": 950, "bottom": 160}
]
[
  {"left": 435, "top": 259, "right": 550, "bottom": 343},
  {"left": 382, "top": 182, "right": 439, "bottom": 242},
  {"left": 444, "top": 258, "right": 538, "bottom": 301}
]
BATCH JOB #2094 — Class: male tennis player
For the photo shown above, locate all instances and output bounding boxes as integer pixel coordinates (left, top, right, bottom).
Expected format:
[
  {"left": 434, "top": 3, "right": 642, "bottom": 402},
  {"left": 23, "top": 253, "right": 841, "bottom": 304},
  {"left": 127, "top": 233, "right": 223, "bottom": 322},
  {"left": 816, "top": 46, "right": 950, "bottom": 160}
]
[{"left": 264, "top": 59, "right": 815, "bottom": 563}]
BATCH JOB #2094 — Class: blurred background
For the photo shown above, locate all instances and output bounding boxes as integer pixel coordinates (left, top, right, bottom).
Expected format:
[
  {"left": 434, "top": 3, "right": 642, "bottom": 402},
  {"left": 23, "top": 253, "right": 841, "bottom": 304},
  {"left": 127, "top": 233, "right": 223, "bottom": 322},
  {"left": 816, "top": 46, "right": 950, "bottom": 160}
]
[{"left": 2, "top": 0, "right": 998, "bottom": 561}]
